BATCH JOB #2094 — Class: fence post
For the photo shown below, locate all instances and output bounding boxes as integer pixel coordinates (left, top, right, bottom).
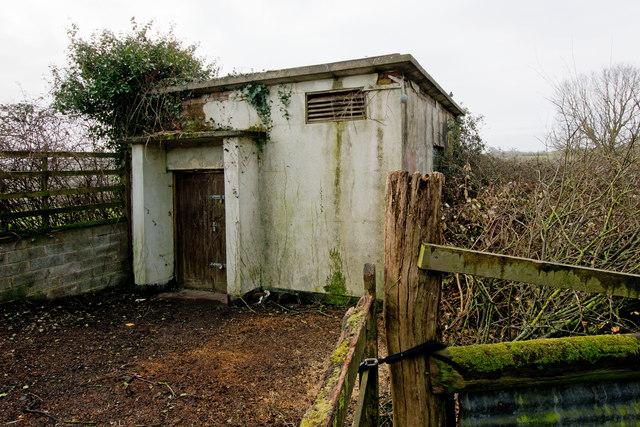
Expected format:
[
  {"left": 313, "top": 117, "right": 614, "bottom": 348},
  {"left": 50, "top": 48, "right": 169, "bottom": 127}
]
[
  {"left": 41, "top": 154, "right": 50, "bottom": 229},
  {"left": 383, "top": 171, "right": 446, "bottom": 426},
  {"left": 363, "top": 263, "right": 378, "bottom": 426},
  {"left": 351, "top": 264, "right": 379, "bottom": 427}
]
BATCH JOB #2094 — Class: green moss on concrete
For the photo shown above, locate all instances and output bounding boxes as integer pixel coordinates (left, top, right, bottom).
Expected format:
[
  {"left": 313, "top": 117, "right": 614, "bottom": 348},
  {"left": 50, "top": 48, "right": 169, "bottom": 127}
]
[
  {"left": 323, "top": 248, "right": 349, "bottom": 305},
  {"left": 153, "top": 131, "right": 212, "bottom": 140},
  {"left": 376, "top": 127, "right": 384, "bottom": 166},
  {"left": 135, "top": 129, "right": 267, "bottom": 143},
  {"left": 333, "top": 122, "right": 344, "bottom": 215}
]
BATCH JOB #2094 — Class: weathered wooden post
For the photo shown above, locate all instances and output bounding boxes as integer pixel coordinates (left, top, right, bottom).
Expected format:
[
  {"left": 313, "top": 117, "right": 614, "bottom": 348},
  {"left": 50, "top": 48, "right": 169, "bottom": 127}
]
[
  {"left": 383, "top": 171, "right": 446, "bottom": 426},
  {"left": 41, "top": 154, "right": 50, "bottom": 230},
  {"left": 352, "top": 263, "right": 379, "bottom": 427}
]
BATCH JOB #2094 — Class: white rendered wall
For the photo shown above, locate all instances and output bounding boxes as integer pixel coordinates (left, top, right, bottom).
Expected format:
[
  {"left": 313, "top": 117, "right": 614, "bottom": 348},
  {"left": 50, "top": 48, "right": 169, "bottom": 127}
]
[
  {"left": 131, "top": 73, "right": 450, "bottom": 298},
  {"left": 132, "top": 140, "right": 260, "bottom": 296},
  {"left": 166, "top": 145, "right": 224, "bottom": 170},
  {"left": 222, "top": 137, "right": 262, "bottom": 296},
  {"left": 130, "top": 144, "right": 174, "bottom": 286},
  {"left": 203, "top": 75, "right": 404, "bottom": 296}
]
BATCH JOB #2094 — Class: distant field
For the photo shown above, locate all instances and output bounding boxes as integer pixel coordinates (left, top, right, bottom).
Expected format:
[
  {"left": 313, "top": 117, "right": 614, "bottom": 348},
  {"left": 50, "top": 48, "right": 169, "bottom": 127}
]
[{"left": 485, "top": 148, "right": 559, "bottom": 159}]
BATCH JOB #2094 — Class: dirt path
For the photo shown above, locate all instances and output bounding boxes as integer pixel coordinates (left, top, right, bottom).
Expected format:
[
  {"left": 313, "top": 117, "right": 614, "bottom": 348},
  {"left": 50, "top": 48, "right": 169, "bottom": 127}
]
[{"left": 0, "top": 287, "right": 345, "bottom": 426}]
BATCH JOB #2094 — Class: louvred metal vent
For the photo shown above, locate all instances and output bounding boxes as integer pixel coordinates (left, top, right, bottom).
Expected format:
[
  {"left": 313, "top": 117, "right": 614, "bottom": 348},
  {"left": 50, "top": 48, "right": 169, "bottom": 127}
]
[{"left": 306, "top": 88, "right": 366, "bottom": 123}]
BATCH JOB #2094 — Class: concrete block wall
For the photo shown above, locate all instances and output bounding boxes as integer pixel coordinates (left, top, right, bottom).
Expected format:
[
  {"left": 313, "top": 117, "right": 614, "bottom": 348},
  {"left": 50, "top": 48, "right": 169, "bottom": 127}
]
[{"left": 0, "top": 222, "right": 131, "bottom": 302}]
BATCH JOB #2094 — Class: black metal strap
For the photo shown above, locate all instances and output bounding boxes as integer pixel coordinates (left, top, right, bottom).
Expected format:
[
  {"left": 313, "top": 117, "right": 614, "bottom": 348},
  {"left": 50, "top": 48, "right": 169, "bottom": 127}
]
[{"left": 359, "top": 340, "right": 447, "bottom": 372}]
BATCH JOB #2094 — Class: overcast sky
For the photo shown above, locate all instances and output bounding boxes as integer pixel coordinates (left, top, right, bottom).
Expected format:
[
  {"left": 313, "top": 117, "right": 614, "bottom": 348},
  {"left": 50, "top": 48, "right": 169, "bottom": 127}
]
[{"left": 2, "top": 0, "right": 639, "bottom": 151}]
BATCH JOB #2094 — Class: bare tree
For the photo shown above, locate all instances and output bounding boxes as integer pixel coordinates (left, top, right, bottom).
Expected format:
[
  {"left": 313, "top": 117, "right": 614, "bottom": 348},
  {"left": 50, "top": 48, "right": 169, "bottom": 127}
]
[
  {"left": 550, "top": 64, "right": 640, "bottom": 158},
  {"left": 0, "top": 101, "right": 119, "bottom": 232},
  {"left": 441, "top": 64, "right": 640, "bottom": 345},
  {"left": 0, "top": 101, "right": 100, "bottom": 152}
]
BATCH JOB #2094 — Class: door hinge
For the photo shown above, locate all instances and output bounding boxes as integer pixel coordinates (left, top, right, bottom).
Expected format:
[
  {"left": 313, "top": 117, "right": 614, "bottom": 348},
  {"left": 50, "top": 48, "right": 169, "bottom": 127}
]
[
  {"left": 210, "top": 262, "right": 226, "bottom": 270},
  {"left": 210, "top": 195, "right": 225, "bottom": 201}
]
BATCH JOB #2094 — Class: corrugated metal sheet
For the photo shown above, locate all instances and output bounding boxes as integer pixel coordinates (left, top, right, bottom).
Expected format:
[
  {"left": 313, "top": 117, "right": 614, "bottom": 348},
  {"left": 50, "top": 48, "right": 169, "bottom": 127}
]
[{"left": 460, "top": 379, "right": 640, "bottom": 426}]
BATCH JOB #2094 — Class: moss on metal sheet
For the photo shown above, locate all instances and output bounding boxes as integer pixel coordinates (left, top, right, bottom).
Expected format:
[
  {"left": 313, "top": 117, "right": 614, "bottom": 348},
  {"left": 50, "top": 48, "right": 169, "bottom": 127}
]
[
  {"left": 449, "top": 334, "right": 640, "bottom": 373},
  {"left": 432, "top": 334, "right": 640, "bottom": 393},
  {"left": 516, "top": 411, "right": 561, "bottom": 424}
]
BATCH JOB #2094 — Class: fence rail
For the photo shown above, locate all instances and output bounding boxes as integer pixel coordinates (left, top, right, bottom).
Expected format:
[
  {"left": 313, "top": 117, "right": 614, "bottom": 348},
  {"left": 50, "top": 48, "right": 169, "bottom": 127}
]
[
  {"left": 417, "top": 243, "right": 640, "bottom": 401},
  {"left": 0, "top": 202, "right": 123, "bottom": 220},
  {"left": 0, "top": 150, "right": 124, "bottom": 237},
  {"left": 411, "top": 192, "right": 640, "bottom": 424},
  {"left": 0, "top": 169, "right": 120, "bottom": 179},
  {"left": 300, "top": 264, "right": 378, "bottom": 427},
  {"left": 0, "top": 185, "right": 124, "bottom": 201},
  {"left": 0, "top": 151, "right": 118, "bottom": 158},
  {"left": 419, "top": 243, "right": 640, "bottom": 298}
]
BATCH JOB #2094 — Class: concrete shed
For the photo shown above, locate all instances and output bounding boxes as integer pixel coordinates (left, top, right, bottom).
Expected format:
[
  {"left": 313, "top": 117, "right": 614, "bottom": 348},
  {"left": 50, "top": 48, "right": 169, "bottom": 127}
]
[{"left": 129, "top": 53, "right": 462, "bottom": 300}]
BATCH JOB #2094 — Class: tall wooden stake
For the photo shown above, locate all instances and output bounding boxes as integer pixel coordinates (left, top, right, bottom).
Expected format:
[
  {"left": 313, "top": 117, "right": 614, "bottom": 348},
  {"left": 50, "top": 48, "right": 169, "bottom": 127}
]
[
  {"left": 383, "top": 171, "right": 446, "bottom": 426},
  {"left": 363, "top": 263, "right": 378, "bottom": 426},
  {"left": 41, "top": 155, "right": 50, "bottom": 230},
  {"left": 352, "top": 263, "right": 379, "bottom": 427}
]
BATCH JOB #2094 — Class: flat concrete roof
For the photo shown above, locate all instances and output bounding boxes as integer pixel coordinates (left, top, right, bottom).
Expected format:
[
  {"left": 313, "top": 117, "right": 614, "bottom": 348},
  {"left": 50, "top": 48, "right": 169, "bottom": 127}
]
[
  {"left": 124, "top": 130, "right": 266, "bottom": 147},
  {"left": 160, "top": 54, "right": 464, "bottom": 117}
]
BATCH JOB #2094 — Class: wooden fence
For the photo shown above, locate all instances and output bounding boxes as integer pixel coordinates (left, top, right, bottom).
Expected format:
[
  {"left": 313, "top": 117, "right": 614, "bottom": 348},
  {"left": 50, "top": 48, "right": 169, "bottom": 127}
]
[
  {"left": 386, "top": 170, "right": 640, "bottom": 426},
  {"left": 422, "top": 243, "right": 640, "bottom": 425},
  {"left": 300, "top": 264, "right": 378, "bottom": 427},
  {"left": 302, "top": 170, "right": 640, "bottom": 426},
  {"left": 0, "top": 151, "right": 125, "bottom": 238}
]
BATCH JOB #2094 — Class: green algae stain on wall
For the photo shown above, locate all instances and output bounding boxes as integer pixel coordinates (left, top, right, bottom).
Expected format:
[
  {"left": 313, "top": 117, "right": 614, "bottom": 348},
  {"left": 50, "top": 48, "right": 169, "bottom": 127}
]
[
  {"left": 323, "top": 248, "right": 349, "bottom": 305},
  {"left": 376, "top": 126, "right": 384, "bottom": 168},
  {"left": 333, "top": 121, "right": 345, "bottom": 216}
]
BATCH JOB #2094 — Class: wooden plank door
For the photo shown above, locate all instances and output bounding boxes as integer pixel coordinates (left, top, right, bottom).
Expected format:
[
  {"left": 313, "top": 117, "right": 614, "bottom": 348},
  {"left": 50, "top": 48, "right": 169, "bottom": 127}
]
[{"left": 174, "top": 171, "right": 226, "bottom": 293}]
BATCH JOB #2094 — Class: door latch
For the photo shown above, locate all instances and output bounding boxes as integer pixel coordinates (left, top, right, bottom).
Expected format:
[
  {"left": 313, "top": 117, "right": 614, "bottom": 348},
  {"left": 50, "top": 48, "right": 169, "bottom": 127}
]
[
  {"left": 210, "top": 195, "right": 225, "bottom": 201},
  {"left": 210, "top": 262, "right": 226, "bottom": 270}
]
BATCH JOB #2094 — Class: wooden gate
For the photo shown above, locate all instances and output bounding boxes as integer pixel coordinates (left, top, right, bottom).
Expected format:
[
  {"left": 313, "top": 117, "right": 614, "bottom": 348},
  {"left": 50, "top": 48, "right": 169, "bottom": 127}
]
[
  {"left": 174, "top": 171, "right": 226, "bottom": 293},
  {"left": 301, "top": 170, "right": 640, "bottom": 426},
  {"left": 384, "top": 170, "right": 640, "bottom": 426}
]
